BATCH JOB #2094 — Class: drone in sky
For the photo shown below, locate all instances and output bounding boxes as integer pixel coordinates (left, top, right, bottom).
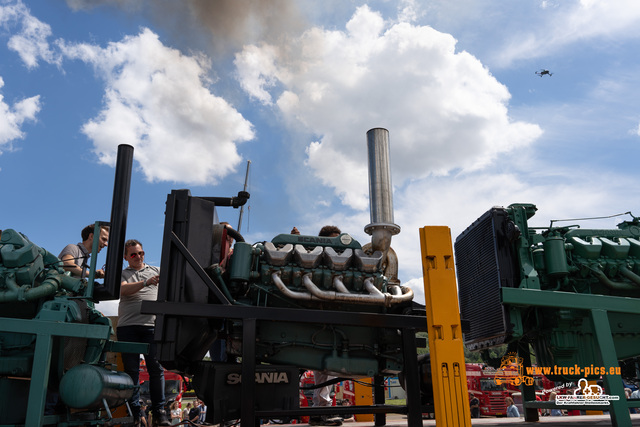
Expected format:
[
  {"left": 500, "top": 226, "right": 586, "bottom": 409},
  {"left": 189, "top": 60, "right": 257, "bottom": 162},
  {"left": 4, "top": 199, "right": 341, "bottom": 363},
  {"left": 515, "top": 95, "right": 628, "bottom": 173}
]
[{"left": 535, "top": 69, "right": 553, "bottom": 77}]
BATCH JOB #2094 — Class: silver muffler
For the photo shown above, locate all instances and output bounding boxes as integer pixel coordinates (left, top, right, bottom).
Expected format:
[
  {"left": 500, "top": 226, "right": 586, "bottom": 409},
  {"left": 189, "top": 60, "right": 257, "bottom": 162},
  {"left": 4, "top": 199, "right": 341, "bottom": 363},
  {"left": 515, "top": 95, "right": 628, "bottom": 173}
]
[
  {"left": 364, "top": 128, "right": 400, "bottom": 255},
  {"left": 363, "top": 128, "right": 403, "bottom": 287}
]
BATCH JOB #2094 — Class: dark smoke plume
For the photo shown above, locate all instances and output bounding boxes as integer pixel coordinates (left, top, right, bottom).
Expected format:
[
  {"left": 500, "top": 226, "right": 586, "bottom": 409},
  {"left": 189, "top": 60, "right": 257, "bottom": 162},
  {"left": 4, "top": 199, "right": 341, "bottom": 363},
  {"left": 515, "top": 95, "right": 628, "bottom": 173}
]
[{"left": 66, "top": 0, "right": 305, "bottom": 54}]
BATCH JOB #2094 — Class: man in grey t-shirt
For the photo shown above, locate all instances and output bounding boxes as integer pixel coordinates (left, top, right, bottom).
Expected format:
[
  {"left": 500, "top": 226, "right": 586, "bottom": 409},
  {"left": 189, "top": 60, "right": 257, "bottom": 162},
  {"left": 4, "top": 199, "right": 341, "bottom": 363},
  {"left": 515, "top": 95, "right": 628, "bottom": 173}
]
[
  {"left": 117, "top": 239, "right": 170, "bottom": 426},
  {"left": 58, "top": 224, "right": 109, "bottom": 279}
]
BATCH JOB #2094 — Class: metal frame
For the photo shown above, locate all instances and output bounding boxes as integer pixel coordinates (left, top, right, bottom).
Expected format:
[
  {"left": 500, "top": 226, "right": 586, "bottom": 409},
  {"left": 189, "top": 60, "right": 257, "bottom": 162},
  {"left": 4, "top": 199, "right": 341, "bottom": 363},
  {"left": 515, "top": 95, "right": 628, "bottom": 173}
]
[
  {"left": 1, "top": 318, "right": 146, "bottom": 426},
  {"left": 501, "top": 287, "right": 639, "bottom": 427},
  {"left": 143, "top": 300, "right": 427, "bottom": 426},
  {"left": 148, "top": 188, "right": 431, "bottom": 425}
]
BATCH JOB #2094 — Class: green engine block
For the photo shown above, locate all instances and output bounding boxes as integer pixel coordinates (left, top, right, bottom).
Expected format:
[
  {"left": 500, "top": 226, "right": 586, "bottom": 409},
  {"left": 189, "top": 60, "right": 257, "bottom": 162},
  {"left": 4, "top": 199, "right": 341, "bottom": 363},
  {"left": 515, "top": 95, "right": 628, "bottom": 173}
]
[
  {"left": 455, "top": 204, "right": 640, "bottom": 381},
  {"left": 209, "top": 231, "right": 416, "bottom": 376}
]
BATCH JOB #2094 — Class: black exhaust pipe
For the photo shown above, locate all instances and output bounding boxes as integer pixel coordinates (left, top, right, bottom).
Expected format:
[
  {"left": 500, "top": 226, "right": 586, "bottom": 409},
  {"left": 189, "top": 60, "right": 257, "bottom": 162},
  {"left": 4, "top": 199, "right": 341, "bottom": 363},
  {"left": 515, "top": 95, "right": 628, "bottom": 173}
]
[{"left": 101, "top": 144, "right": 134, "bottom": 300}]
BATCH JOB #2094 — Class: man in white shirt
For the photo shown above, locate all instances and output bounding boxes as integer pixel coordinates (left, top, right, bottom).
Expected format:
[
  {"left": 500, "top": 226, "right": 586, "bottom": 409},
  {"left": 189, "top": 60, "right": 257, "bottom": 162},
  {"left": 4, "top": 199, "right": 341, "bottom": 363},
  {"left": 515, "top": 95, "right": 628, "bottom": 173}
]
[{"left": 117, "top": 239, "right": 169, "bottom": 426}]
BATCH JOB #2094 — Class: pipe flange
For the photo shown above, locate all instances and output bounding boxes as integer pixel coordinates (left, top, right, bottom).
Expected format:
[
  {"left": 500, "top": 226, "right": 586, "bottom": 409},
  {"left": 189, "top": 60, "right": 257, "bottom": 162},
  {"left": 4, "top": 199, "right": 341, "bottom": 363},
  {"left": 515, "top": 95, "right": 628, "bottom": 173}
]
[{"left": 364, "top": 222, "right": 401, "bottom": 236}]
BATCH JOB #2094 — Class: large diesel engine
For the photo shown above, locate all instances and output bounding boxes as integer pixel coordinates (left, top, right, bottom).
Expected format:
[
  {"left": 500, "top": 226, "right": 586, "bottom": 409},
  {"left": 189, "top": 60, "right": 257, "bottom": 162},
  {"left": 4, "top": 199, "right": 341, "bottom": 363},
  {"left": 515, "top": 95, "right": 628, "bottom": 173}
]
[
  {"left": 218, "top": 229, "right": 415, "bottom": 374},
  {"left": 145, "top": 129, "right": 428, "bottom": 424},
  {"left": 0, "top": 229, "right": 136, "bottom": 426},
  {"left": 455, "top": 203, "right": 640, "bottom": 380},
  {"left": 0, "top": 145, "right": 143, "bottom": 426}
]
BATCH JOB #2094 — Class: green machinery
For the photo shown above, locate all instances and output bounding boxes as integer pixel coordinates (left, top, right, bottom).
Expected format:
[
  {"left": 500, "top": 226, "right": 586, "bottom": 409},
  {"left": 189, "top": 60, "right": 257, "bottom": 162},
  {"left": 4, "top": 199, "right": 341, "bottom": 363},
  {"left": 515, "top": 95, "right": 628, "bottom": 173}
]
[
  {"left": 144, "top": 129, "right": 429, "bottom": 425},
  {"left": 150, "top": 129, "right": 418, "bottom": 377},
  {"left": 0, "top": 145, "right": 145, "bottom": 426},
  {"left": 0, "top": 132, "right": 430, "bottom": 426},
  {"left": 0, "top": 229, "right": 141, "bottom": 426},
  {"left": 214, "top": 230, "right": 415, "bottom": 374},
  {"left": 455, "top": 203, "right": 640, "bottom": 426}
]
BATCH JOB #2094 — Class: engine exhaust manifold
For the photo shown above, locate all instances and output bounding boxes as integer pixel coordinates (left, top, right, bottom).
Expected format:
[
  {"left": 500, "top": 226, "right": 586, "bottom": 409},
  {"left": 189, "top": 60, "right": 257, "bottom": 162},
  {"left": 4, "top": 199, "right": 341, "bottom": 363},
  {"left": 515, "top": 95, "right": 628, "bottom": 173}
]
[{"left": 271, "top": 272, "right": 413, "bottom": 307}]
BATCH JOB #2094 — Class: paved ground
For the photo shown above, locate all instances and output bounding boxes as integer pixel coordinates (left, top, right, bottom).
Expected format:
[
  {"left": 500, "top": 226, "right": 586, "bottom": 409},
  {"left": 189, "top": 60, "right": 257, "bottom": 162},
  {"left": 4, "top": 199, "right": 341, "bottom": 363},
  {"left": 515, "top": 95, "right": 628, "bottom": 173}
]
[{"left": 275, "top": 413, "right": 640, "bottom": 426}]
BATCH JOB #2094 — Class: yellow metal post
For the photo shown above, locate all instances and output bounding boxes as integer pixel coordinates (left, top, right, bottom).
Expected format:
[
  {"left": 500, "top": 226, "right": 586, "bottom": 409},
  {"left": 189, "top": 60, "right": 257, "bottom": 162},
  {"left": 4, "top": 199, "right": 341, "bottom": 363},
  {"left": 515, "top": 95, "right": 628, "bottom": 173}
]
[
  {"left": 419, "top": 226, "right": 471, "bottom": 427},
  {"left": 353, "top": 378, "right": 374, "bottom": 422}
]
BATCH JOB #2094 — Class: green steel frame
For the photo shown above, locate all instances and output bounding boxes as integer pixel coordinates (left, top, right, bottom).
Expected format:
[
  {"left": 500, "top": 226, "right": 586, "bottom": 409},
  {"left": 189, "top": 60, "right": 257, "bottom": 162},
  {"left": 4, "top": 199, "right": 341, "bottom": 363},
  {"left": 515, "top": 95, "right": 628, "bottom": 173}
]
[
  {"left": 501, "top": 288, "right": 639, "bottom": 427},
  {"left": 1, "top": 318, "right": 147, "bottom": 427}
]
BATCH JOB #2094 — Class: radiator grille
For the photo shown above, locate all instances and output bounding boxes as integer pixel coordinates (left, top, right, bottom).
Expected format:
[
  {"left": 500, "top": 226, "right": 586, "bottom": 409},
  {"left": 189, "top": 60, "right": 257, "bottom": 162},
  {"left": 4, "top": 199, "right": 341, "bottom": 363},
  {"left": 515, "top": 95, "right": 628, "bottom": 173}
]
[{"left": 455, "top": 207, "right": 519, "bottom": 350}]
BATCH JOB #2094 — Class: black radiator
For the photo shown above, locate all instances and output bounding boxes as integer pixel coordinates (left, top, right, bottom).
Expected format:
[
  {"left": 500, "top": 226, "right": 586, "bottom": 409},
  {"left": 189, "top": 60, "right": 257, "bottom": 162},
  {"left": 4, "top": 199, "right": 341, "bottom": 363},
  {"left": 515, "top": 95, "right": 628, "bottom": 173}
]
[{"left": 454, "top": 207, "right": 520, "bottom": 350}]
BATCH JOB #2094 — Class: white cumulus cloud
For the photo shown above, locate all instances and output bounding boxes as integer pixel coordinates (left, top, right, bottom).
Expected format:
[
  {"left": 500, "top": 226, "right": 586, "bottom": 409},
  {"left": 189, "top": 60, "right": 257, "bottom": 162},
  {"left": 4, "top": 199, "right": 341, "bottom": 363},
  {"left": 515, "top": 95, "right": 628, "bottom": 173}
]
[
  {"left": 0, "top": 76, "right": 41, "bottom": 153},
  {"left": 60, "top": 28, "right": 254, "bottom": 184},
  {"left": 1, "top": 0, "right": 61, "bottom": 68},
  {"left": 235, "top": 5, "right": 542, "bottom": 210},
  {"left": 496, "top": 0, "right": 640, "bottom": 66}
]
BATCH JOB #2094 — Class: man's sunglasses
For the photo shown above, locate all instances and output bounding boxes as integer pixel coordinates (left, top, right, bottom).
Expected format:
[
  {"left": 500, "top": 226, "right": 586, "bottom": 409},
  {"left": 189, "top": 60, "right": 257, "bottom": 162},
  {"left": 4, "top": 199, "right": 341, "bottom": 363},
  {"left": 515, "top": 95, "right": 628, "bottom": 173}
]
[{"left": 129, "top": 251, "right": 145, "bottom": 259}]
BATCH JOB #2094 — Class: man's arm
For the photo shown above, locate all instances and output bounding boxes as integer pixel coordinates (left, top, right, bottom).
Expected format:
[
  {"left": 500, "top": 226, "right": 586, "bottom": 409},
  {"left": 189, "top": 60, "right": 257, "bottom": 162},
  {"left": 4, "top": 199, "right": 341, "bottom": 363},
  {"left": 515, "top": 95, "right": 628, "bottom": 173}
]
[
  {"left": 120, "top": 274, "right": 160, "bottom": 296},
  {"left": 61, "top": 254, "right": 85, "bottom": 277},
  {"left": 60, "top": 255, "right": 105, "bottom": 278},
  {"left": 120, "top": 279, "right": 147, "bottom": 296}
]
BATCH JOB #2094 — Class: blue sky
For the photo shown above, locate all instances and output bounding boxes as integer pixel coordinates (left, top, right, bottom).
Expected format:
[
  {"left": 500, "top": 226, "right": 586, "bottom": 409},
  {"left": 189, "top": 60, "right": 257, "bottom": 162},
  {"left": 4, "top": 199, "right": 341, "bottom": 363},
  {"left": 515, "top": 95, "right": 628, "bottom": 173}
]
[{"left": 2, "top": 0, "right": 640, "bottom": 315}]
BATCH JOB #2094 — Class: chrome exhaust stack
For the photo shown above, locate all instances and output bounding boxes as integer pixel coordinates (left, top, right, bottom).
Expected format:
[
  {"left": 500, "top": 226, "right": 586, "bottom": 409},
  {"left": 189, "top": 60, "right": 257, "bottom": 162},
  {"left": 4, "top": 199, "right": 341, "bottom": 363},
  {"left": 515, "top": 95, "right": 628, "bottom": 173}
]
[{"left": 364, "top": 128, "right": 400, "bottom": 256}]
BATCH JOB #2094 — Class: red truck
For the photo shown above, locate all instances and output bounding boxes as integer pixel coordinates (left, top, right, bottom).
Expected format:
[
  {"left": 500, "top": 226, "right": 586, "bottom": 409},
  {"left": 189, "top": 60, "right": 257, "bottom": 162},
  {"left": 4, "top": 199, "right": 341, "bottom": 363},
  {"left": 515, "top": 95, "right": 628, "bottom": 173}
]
[
  {"left": 467, "top": 362, "right": 557, "bottom": 417},
  {"left": 466, "top": 363, "right": 512, "bottom": 416},
  {"left": 139, "top": 360, "right": 186, "bottom": 408}
]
